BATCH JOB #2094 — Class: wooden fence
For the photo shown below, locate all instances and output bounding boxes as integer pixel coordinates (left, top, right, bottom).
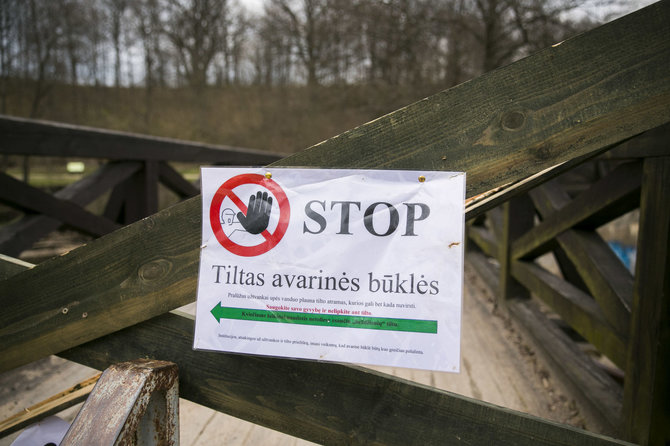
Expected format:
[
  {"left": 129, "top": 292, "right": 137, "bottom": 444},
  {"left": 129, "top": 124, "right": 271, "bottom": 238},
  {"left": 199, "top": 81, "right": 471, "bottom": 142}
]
[
  {"left": 0, "top": 115, "right": 284, "bottom": 257},
  {"left": 1, "top": 1, "right": 669, "bottom": 444}
]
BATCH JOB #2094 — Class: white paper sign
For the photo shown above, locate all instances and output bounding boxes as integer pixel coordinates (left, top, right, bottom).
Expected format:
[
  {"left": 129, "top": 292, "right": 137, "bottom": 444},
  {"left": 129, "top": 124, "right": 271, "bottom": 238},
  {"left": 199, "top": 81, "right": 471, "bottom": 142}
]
[{"left": 194, "top": 168, "right": 465, "bottom": 372}]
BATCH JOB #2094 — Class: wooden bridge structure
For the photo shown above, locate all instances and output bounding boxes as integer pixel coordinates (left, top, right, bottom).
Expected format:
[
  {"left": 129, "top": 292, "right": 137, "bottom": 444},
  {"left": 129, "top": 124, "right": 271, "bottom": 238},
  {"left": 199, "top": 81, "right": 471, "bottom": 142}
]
[{"left": 1, "top": 1, "right": 669, "bottom": 444}]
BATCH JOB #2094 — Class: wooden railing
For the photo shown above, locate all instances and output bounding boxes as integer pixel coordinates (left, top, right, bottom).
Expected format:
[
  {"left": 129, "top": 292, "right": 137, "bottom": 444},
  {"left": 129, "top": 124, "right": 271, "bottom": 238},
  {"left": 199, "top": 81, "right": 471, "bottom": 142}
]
[
  {"left": 466, "top": 124, "right": 669, "bottom": 439},
  {"left": 0, "top": 115, "right": 284, "bottom": 256},
  {"left": 1, "top": 1, "right": 669, "bottom": 444}
]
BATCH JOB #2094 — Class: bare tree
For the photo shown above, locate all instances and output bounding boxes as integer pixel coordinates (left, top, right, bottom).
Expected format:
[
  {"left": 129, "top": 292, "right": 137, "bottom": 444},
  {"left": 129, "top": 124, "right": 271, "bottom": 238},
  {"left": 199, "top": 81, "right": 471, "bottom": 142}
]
[
  {"left": 0, "top": 0, "right": 20, "bottom": 113},
  {"left": 104, "top": 0, "right": 128, "bottom": 88},
  {"left": 165, "top": 0, "right": 229, "bottom": 90}
]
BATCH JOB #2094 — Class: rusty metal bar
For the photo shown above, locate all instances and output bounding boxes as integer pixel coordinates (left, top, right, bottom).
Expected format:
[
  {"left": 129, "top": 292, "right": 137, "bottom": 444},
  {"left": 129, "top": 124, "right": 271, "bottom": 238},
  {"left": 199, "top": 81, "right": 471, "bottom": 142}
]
[{"left": 61, "top": 359, "right": 178, "bottom": 446}]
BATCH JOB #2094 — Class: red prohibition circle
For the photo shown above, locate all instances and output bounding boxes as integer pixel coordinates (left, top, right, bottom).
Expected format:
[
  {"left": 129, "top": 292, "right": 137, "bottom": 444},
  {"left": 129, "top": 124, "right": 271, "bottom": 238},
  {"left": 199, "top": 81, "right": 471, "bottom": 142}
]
[{"left": 209, "top": 173, "right": 290, "bottom": 257}]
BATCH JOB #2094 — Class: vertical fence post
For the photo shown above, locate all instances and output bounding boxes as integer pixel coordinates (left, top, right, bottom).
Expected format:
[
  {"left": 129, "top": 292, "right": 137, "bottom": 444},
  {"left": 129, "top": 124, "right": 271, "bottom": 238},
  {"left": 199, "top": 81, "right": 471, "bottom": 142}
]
[
  {"left": 498, "top": 195, "right": 535, "bottom": 306},
  {"left": 622, "top": 156, "right": 670, "bottom": 445}
]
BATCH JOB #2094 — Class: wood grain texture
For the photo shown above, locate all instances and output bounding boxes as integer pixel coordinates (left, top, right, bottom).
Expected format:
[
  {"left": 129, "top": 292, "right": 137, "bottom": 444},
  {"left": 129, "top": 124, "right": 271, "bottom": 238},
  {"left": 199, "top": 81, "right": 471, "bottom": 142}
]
[
  {"left": 58, "top": 312, "right": 634, "bottom": 446},
  {"left": 0, "top": 3, "right": 668, "bottom": 431},
  {"left": 276, "top": 2, "right": 670, "bottom": 198},
  {"left": 0, "top": 197, "right": 201, "bottom": 373}
]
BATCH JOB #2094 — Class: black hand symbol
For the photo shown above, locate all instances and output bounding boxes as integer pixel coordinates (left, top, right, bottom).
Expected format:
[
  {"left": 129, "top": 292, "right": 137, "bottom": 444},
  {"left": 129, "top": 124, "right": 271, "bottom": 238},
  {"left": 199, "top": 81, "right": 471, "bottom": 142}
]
[{"left": 237, "top": 191, "right": 273, "bottom": 234}]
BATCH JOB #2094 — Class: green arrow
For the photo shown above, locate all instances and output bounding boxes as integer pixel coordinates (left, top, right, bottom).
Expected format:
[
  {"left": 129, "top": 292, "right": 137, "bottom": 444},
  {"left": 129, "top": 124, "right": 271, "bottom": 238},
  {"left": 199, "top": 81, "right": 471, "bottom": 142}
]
[
  {"left": 209, "top": 305, "right": 437, "bottom": 334},
  {"left": 211, "top": 302, "right": 226, "bottom": 322}
]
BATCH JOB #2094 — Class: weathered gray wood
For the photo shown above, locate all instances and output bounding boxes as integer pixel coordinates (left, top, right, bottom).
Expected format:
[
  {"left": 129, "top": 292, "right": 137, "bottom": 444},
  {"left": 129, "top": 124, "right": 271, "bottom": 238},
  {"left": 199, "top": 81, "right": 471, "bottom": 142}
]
[
  {"left": 0, "top": 114, "right": 286, "bottom": 164},
  {"left": 57, "top": 312, "right": 634, "bottom": 446},
  {"left": 512, "top": 260, "right": 627, "bottom": 368},
  {"left": 604, "top": 122, "right": 670, "bottom": 159},
  {"left": 0, "top": 254, "right": 33, "bottom": 281},
  {"left": 0, "top": 199, "right": 200, "bottom": 373},
  {"left": 466, "top": 252, "right": 624, "bottom": 433},
  {"left": 280, "top": 2, "right": 670, "bottom": 198},
  {"left": 0, "top": 0, "right": 668, "bottom": 388},
  {"left": 622, "top": 156, "right": 670, "bottom": 445},
  {"left": 529, "top": 182, "right": 633, "bottom": 336},
  {"left": 512, "top": 161, "right": 642, "bottom": 260},
  {"left": 0, "top": 161, "right": 142, "bottom": 256},
  {"left": 0, "top": 172, "right": 121, "bottom": 236},
  {"left": 467, "top": 225, "right": 498, "bottom": 259}
]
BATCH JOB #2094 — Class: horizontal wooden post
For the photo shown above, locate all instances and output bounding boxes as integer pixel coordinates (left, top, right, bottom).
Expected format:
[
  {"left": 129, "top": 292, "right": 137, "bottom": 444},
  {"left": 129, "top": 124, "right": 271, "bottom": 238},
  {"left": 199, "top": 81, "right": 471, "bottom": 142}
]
[
  {"left": 280, "top": 1, "right": 670, "bottom": 198},
  {"left": 0, "top": 0, "right": 668, "bottom": 383},
  {"left": 0, "top": 114, "right": 286, "bottom": 164},
  {"left": 0, "top": 199, "right": 201, "bottom": 373},
  {"left": 58, "top": 312, "right": 634, "bottom": 446}
]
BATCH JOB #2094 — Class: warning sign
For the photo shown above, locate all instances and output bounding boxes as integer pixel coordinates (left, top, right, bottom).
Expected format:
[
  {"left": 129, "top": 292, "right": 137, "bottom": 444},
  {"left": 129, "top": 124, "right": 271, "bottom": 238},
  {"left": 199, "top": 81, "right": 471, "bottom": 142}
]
[
  {"left": 194, "top": 167, "right": 465, "bottom": 372},
  {"left": 209, "top": 173, "right": 290, "bottom": 257}
]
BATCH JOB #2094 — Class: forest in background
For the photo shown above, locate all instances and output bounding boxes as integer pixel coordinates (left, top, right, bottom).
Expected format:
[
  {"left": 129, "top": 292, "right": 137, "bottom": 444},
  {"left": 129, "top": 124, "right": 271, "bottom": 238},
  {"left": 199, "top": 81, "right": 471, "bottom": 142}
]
[{"left": 0, "top": 0, "right": 648, "bottom": 153}]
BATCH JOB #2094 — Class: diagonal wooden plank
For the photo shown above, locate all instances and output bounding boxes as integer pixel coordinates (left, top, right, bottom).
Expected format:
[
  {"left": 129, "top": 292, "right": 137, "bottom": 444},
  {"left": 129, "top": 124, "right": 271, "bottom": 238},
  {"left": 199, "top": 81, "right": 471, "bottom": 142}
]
[
  {"left": 0, "top": 199, "right": 200, "bottom": 373},
  {"left": 57, "top": 312, "right": 634, "bottom": 446},
  {"left": 0, "top": 161, "right": 142, "bottom": 256},
  {"left": 512, "top": 161, "right": 642, "bottom": 260},
  {"left": 0, "top": 2, "right": 668, "bottom": 373},
  {"left": 512, "top": 259, "right": 627, "bottom": 368},
  {"left": 158, "top": 161, "right": 199, "bottom": 198},
  {"left": 281, "top": 2, "right": 670, "bottom": 198},
  {"left": 0, "top": 172, "right": 121, "bottom": 236},
  {"left": 529, "top": 182, "right": 633, "bottom": 336}
]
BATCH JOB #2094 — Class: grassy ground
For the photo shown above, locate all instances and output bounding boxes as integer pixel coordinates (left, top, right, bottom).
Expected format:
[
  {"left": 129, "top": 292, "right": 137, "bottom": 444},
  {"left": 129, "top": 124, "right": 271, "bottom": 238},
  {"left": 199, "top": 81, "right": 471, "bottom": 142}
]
[{"left": 4, "top": 80, "right": 444, "bottom": 153}]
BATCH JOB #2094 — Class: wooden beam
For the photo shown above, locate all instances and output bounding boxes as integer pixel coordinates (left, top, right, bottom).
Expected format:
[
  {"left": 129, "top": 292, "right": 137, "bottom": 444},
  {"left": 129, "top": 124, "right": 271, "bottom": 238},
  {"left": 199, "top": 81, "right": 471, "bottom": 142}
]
[
  {"left": 0, "top": 161, "right": 141, "bottom": 256},
  {"left": 158, "top": 162, "right": 199, "bottom": 198},
  {"left": 279, "top": 2, "right": 670, "bottom": 198},
  {"left": 499, "top": 196, "right": 535, "bottom": 303},
  {"left": 58, "top": 312, "right": 634, "bottom": 446},
  {"left": 0, "top": 114, "right": 286, "bottom": 165},
  {"left": 0, "top": 172, "right": 121, "bottom": 236},
  {"left": 0, "top": 254, "right": 33, "bottom": 281},
  {"left": 466, "top": 224, "right": 499, "bottom": 258},
  {"left": 0, "top": 198, "right": 201, "bottom": 373},
  {"left": 507, "top": 300, "right": 624, "bottom": 435},
  {"left": 0, "top": 0, "right": 668, "bottom": 379},
  {"left": 512, "top": 260, "right": 627, "bottom": 368},
  {"left": 529, "top": 182, "right": 633, "bottom": 336},
  {"left": 604, "top": 122, "right": 670, "bottom": 159},
  {"left": 467, "top": 252, "right": 624, "bottom": 433},
  {"left": 512, "top": 161, "right": 642, "bottom": 260},
  {"left": 622, "top": 156, "right": 670, "bottom": 445}
]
